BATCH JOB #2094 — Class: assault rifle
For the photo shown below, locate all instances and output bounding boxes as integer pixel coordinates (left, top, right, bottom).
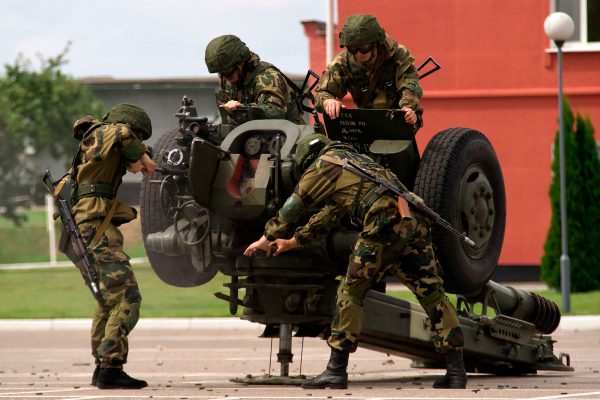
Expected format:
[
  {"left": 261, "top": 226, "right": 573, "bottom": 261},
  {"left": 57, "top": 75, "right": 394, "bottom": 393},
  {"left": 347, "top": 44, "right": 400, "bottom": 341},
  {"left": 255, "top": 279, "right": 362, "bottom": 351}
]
[
  {"left": 42, "top": 170, "right": 104, "bottom": 302},
  {"left": 340, "top": 158, "right": 476, "bottom": 246}
]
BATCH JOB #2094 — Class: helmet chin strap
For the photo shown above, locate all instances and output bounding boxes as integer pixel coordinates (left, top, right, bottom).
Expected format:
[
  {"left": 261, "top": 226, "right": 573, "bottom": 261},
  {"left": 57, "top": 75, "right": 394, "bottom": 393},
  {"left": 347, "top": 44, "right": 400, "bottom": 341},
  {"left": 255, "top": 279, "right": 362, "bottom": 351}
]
[
  {"left": 233, "top": 62, "right": 245, "bottom": 86},
  {"left": 360, "top": 46, "right": 379, "bottom": 68}
]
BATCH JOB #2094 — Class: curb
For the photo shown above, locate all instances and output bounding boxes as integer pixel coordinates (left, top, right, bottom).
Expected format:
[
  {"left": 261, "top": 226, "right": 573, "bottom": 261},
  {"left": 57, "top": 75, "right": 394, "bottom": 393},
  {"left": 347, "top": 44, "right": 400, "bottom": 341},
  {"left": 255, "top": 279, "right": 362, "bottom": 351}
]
[
  {"left": 0, "top": 257, "right": 148, "bottom": 270},
  {"left": 0, "top": 316, "right": 598, "bottom": 332},
  {"left": 0, "top": 317, "right": 261, "bottom": 331}
]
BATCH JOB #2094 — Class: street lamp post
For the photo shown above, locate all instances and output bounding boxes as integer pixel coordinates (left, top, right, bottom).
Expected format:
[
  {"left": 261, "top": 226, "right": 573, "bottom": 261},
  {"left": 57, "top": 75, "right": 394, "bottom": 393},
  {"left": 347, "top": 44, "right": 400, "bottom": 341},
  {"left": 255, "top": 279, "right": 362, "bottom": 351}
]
[{"left": 544, "top": 12, "right": 575, "bottom": 313}]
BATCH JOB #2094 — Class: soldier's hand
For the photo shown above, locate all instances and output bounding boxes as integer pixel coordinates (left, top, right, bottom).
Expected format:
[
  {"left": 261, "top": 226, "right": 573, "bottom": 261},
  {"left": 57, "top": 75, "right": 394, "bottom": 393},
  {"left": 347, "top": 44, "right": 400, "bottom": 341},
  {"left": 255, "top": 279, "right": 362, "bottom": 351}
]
[
  {"left": 271, "top": 237, "right": 302, "bottom": 256},
  {"left": 140, "top": 153, "right": 156, "bottom": 175},
  {"left": 402, "top": 106, "right": 417, "bottom": 125},
  {"left": 127, "top": 160, "right": 143, "bottom": 174},
  {"left": 323, "top": 99, "right": 345, "bottom": 120},
  {"left": 222, "top": 100, "right": 243, "bottom": 111},
  {"left": 243, "top": 235, "right": 271, "bottom": 257}
]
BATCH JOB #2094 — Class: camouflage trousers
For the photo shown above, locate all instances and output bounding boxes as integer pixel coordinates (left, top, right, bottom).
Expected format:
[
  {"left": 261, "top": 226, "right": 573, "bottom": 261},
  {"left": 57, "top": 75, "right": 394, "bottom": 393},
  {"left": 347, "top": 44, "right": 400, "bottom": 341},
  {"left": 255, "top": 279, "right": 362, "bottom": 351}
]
[
  {"left": 328, "top": 210, "right": 464, "bottom": 354},
  {"left": 77, "top": 221, "right": 142, "bottom": 368}
]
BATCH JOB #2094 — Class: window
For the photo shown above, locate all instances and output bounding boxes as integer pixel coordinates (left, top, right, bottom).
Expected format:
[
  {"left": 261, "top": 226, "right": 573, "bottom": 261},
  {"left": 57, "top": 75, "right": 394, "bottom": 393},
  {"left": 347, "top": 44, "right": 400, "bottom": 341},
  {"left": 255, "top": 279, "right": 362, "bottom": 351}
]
[{"left": 552, "top": 0, "right": 600, "bottom": 50}]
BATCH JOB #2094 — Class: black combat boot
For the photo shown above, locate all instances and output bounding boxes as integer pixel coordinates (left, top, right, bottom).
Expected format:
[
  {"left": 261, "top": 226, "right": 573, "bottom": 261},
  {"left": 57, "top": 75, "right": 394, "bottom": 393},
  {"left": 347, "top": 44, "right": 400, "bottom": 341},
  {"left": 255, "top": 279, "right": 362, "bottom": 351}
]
[
  {"left": 96, "top": 368, "right": 148, "bottom": 389},
  {"left": 91, "top": 365, "right": 100, "bottom": 386},
  {"left": 301, "top": 348, "right": 349, "bottom": 389},
  {"left": 433, "top": 349, "right": 467, "bottom": 389}
]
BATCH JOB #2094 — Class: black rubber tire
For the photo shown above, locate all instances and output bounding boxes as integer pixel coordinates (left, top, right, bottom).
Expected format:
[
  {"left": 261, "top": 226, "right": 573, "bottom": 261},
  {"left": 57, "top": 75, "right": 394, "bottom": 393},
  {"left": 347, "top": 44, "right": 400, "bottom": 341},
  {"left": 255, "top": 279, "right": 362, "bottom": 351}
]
[
  {"left": 414, "top": 128, "right": 506, "bottom": 294},
  {"left": 140, "top": 128, "right": 218, "bottom": 287}
]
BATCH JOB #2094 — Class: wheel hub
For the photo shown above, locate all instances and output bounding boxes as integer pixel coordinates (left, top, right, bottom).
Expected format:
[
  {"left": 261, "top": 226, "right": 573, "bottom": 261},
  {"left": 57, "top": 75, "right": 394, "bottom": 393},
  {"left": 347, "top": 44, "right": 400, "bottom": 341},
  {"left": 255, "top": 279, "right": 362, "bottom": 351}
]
[{"left": 459, "top": 165, "right": 495, "bottom": 257}]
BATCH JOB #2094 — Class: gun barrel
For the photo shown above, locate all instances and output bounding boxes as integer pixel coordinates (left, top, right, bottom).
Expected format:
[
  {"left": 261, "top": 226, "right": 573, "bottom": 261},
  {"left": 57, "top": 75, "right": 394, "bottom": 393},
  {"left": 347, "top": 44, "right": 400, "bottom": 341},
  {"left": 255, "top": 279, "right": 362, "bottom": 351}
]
[
  {"left": 464, "top": 280, "right": 561, "bottom": 334},
  {"left": 42, "top": 170, "right": 56, "bottom": 194}
]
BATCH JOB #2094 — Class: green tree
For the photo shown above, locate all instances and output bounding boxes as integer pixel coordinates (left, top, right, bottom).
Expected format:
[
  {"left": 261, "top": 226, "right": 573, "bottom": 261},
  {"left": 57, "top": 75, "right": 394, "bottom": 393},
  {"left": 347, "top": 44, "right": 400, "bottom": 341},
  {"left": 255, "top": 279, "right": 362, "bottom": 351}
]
[
  {"left": 541, "top": 100, "right": 600, "bottom": 292},
  {"left": 0, "top": 46, "right": 105, "bottom": 224}
]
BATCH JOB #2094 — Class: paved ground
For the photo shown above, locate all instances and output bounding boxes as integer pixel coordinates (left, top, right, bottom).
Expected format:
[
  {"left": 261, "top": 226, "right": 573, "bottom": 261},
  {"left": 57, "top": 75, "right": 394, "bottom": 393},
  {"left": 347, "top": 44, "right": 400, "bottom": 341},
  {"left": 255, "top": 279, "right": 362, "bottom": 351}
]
[{"left": 0, "top": 318, "right": 599, "bottom": 400}]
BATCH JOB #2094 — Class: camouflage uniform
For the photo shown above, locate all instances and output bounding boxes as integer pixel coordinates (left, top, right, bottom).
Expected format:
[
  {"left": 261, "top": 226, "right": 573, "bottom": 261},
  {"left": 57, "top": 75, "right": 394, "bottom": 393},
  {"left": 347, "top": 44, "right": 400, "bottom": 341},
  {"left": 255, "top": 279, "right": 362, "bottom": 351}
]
[
  {"left": 264, "top": 143, "right": 463, "bottom": 354},
  {"left": 215, "top": 52, "right": 304, "bottom": 125},
  {"left": 70, "top": 117, "right": 147, "bottom": 369},
  {"left": 314, "top": 34, "right": 423, "bottom": 126}
]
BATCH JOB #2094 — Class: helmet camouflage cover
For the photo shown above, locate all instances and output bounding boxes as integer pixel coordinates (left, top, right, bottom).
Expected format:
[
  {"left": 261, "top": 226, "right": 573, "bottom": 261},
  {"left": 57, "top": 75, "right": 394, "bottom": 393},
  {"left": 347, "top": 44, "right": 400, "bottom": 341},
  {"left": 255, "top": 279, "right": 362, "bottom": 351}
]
[
  {"left": 205, "top": 34, "right": 251, "bottom": 73},
  {"left": 294, "top": 134, "right": 331, "bottom": 174},
  {"left": 103, "top": 103, "right": 152, "bottom": 140},
  {"left": 339, "top": 14, "right": 385, "bottom": 48}
]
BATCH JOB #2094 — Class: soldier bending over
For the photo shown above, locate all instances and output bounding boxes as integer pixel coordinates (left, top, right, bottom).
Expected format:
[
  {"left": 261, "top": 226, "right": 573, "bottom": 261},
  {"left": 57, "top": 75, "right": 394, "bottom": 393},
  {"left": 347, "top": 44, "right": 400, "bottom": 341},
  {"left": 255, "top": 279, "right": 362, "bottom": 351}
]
[
  {"left": 244, "top": 134, "right": 467, "bottom": 389},
  {"left": 68, "top": 104, "right": 155, "bottom": 389}
]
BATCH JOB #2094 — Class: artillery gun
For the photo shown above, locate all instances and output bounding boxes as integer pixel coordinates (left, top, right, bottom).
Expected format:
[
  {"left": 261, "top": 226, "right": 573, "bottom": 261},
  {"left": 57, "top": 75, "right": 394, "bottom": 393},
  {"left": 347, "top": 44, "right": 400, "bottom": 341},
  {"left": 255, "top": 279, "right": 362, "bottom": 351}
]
[{"left": 140, "top": 70, "right": 572, "bottom": 384}]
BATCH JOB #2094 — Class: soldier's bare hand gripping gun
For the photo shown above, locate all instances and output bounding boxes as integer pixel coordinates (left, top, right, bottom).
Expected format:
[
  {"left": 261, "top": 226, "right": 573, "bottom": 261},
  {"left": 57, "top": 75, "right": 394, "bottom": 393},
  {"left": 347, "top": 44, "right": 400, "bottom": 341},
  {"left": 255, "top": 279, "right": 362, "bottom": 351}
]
[{"left": 42, "top": 170, "right": 105, "bottom": 302}]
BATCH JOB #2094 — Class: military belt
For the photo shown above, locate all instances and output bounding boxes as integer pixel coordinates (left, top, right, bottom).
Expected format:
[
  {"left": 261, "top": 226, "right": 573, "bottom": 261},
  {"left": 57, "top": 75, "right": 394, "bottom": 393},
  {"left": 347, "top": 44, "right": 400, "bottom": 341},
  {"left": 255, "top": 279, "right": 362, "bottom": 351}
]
[{"left": 75, "top": 183, "right": 116, "bottom": 200}]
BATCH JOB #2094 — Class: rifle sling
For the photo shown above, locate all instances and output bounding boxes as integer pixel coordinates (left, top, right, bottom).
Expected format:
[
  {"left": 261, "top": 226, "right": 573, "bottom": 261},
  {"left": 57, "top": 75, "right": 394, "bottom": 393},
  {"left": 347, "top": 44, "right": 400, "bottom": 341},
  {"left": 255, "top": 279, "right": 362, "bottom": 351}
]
[
  {"left": 89, "top": 199, "right": 118, "bottom": 249},
  {"left": 52, "top": 171, "right": 72, "bottom": 198}
]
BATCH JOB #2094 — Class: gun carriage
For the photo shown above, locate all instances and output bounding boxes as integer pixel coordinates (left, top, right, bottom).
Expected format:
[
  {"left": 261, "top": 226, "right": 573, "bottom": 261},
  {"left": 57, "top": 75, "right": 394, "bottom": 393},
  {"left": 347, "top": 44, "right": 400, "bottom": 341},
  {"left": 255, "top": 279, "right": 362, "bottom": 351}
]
[{"left": 140, "top": 67, "right": 571, "bottom": 384}]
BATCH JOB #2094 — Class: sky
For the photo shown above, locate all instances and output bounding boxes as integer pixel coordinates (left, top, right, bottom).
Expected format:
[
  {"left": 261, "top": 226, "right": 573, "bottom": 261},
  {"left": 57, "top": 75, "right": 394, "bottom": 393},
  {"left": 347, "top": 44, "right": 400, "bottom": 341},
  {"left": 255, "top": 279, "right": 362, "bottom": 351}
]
[{"left": 0, "top": 0, "right": 328, "bottom": 79}]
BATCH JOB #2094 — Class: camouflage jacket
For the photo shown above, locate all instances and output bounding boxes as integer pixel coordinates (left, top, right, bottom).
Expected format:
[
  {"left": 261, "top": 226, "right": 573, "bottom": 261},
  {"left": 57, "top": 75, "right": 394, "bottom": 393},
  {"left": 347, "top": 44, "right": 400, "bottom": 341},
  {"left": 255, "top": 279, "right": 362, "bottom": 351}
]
[
  {"left": 71, "top": 122, "right": 147, "bottom": 225},
  {"left": 314, "top": 34, "right": 422, "bottom": 112},
  {"left": 216, "top": 53, "right": 304, "bottom": 125},
  {"left": 264, "top": 143, "right": 409, "bottom": 244}
]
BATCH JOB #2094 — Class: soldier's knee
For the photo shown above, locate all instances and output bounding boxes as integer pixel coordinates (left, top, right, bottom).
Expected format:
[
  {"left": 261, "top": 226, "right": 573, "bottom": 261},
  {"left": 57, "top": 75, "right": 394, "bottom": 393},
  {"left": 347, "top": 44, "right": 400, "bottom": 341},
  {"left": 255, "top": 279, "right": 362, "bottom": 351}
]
[
  {"left": 337, "top": 284, "right": 367, "bottom": 306},
  {"left": 118, "top": 301, "right": 140, "bottom": 334},
  {"left": 418, "top": 289, "right": 446, "bottom": 315},
  {"left": 100, "top": 263, "right": 135, "bottom": 290}
]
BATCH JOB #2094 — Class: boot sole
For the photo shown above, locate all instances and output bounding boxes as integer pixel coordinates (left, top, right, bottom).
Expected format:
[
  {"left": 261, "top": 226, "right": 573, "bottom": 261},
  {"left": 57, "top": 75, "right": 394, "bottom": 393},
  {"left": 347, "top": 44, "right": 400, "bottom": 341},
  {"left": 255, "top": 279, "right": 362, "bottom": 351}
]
[
  {"left": 301, "top": 383, "right": 348, "bottom": 389},
  {"left": 433, "top": 383, "right": 466, "bottom": 389},
  {"left": 97, "top": 383, "right": 148, "bottom": 389}
]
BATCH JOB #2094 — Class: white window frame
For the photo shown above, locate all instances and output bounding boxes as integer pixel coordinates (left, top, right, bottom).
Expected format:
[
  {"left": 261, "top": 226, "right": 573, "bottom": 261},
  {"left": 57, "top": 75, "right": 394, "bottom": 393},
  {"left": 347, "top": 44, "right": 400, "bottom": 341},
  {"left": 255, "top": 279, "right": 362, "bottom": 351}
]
[{"left": 548, "top": 0, "right": 600, "bottom": 52}]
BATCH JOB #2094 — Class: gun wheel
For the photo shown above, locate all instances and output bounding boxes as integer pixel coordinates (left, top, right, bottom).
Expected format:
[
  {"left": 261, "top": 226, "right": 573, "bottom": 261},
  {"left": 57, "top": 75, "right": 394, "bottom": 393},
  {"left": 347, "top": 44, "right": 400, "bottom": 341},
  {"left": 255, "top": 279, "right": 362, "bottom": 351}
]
[
  {"left": 140, "top": 128, "right": 218, "bottom": 287},
  {"left": 414, "top": 127, "right": 506, "bottom": 294}
]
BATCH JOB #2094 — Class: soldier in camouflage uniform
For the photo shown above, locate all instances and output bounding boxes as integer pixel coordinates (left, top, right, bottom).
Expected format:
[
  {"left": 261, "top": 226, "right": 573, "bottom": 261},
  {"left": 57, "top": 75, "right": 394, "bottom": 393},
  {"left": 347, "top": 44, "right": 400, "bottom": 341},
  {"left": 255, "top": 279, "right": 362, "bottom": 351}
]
[
  {"left": 314, "top": 14, "right": 422, "bottom": 131},
  {"left": 69, "top": 104, "right": 155, "bottom": 389},
  {"left": 244, "top": 134, "right": 467, "bottom": 389},
  {"left": 205, "top": 34, "right": 304, "bottom": 126}
]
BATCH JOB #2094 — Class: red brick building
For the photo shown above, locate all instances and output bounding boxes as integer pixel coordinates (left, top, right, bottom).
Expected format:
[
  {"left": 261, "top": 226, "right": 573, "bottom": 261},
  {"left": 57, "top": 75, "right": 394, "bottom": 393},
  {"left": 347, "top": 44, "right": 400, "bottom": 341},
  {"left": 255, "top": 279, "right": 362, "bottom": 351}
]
[{"left": 303, "top": 1, "right": 600, "bottom": 271}]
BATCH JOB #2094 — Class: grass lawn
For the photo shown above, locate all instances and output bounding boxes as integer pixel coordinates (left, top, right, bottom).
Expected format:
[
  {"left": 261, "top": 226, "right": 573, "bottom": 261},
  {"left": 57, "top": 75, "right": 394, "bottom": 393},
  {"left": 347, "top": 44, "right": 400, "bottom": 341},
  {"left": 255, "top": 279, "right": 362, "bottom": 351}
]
[
  {"left": 1, "top": 261, "right": 599, "bottom": 318},
  {"left": 2, "top": 210, "right": 599, "bottom": 318},
  {"left": 0, "top": 262, "right": 238, "bottom": 319},
  {"left": 0, "top": 208, "right": 146, "bottom": 264}
]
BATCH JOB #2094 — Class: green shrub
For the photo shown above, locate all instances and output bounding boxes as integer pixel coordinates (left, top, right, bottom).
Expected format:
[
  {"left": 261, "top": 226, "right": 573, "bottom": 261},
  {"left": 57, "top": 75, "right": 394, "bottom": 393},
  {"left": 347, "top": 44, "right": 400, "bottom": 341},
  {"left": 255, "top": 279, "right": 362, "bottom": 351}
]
[{"left": 541, "top": 100, "right": 600, "bottom": 292}]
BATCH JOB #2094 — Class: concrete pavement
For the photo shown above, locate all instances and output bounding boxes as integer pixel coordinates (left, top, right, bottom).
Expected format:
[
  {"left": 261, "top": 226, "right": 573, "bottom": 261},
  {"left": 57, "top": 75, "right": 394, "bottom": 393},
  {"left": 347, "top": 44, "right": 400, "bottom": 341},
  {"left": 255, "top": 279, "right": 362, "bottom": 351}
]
[{"left": 1, "top": 318, "right": 599, "bottom": 400}]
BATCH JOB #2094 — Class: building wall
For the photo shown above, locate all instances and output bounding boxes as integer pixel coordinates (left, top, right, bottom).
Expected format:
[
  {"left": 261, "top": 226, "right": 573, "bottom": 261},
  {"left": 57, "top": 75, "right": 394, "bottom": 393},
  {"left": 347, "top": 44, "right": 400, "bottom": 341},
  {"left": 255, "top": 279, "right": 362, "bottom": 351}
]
[{"left": 303, "top": 1, "right": 600, "bottom": 266}]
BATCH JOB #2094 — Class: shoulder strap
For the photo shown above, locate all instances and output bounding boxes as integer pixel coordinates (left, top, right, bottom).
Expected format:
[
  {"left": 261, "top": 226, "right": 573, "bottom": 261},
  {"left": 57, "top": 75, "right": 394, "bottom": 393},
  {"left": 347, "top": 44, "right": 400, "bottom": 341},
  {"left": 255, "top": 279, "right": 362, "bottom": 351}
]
[
  {"left": 69, "top": 122, "right": 104, "bottom": 184},
  {"left": 357, "top": 63, "right": 387, "bottom": 108},
  {"left": 320, "top": 154, "right": 344, "bottom": 166},
  {"left": 266, "top": 64, "right": 304, "bottom": 116}
]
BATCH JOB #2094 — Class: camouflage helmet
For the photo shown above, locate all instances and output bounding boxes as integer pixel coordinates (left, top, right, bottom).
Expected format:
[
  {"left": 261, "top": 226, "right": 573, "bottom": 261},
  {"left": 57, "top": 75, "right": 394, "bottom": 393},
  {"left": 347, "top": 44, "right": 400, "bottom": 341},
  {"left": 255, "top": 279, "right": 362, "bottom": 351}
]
[
  {"left": 294, "top": 134, "right": 331, "bottom": 174},
  {"left": 339, "top": 14, "right": 385, "bottom": 48},
  {"left": 103, "top": 103, "right": 152, "bottom": 140},
  {"left": 205, "top": 35, "right": 251, "bottom": 73}
]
